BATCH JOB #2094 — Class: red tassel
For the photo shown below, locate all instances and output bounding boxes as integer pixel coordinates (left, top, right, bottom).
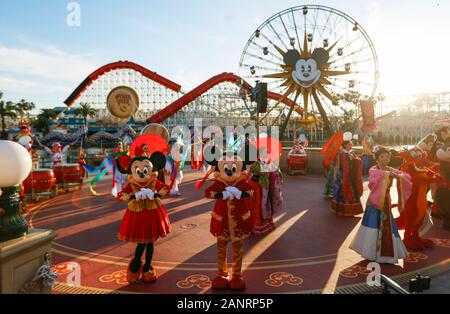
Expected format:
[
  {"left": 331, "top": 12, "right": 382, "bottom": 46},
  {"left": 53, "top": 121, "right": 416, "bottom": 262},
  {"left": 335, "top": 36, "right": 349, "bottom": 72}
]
[{"left": 194, "top": 167, "right": 215, "bottom": 190}]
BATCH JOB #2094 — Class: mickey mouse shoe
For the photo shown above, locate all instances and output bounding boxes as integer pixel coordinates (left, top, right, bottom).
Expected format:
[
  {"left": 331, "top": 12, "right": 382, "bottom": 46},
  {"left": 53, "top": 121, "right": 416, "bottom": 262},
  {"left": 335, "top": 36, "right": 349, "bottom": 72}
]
[
  {"left": 211, "top": 273, "right": 230, "bottom": 290},
  {"left": 229, "top": 275, "right": 246, "bottom": 291}
]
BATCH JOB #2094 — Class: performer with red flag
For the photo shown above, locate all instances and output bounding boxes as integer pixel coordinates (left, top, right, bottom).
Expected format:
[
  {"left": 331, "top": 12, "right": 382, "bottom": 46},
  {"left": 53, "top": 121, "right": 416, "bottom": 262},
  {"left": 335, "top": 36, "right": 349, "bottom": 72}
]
[
  {"left": 321, "top": 131, "right": 343, "bottom": 198},
  {"left": 116, "top": 134, "right": 170, "bottom": 284}
]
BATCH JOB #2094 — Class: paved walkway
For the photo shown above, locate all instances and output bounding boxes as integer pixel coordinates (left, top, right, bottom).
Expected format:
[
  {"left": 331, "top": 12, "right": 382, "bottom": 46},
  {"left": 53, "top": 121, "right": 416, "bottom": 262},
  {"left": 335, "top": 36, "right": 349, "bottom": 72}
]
[
  {"left": 423, "top": 271, "right": 450, "bottom": 294},
  {"left": 25, "top": 171, "right": 450, "bottom": 294}
]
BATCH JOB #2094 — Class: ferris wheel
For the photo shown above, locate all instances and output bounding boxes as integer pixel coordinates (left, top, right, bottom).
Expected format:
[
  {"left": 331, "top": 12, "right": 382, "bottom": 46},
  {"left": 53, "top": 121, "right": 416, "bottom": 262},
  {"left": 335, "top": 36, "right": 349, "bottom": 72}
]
[{"left": 238, "top": 4, "right": 379, "bottom": 134}]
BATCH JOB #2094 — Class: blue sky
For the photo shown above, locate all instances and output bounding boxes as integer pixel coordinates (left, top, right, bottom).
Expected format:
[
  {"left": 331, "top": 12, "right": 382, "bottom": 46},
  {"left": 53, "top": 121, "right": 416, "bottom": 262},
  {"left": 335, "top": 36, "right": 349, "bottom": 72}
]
[{"left": 0, "top": 0, "right": 448, "bottom": 111}]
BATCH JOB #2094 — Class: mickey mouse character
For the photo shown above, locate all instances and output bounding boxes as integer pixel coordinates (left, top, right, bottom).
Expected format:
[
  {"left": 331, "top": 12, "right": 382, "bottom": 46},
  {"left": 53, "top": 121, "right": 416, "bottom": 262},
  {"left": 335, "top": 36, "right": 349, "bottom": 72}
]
[
  {"left": 116, "top": 145, "right": 170, "bottom": 284},
  {"left": 283, "top": 47, "right": 330, "bottom": 88},
  {"left": 204, "top": 148, "right": 255, "bottom": 291}
]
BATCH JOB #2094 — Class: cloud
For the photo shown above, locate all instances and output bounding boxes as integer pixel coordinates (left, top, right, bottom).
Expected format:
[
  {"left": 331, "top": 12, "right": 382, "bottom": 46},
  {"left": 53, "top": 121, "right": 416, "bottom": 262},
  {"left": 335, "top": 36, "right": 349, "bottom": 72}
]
[
  {"left": 123, "top": 18, "right": 161, "bottom": 36},
  {"left": 0, "top": 45, "right": 96, "bottom": 82},
  {"left": 0, "top": 75, "right": 70, "bottom": 95},
  {"left": 0, "top": 42, "right": 99, "bottom": 109}
]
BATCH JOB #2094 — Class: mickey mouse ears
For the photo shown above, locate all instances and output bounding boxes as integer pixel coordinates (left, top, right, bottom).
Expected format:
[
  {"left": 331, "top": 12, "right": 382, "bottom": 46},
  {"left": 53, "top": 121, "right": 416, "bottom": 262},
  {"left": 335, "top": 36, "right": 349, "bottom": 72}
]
[{"left": 283, "top": 48, "right": 330, "bottom": 68}]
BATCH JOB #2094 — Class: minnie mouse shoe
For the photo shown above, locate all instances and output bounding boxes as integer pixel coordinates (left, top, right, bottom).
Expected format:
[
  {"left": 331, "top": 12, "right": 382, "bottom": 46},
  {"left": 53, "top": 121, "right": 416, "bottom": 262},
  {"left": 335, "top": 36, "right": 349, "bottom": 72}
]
[
  {"left": 142, "top": 266, "right": 157, "bottom": 284},
  {"left": 127, "top": 259, "right": 142, "bottom": 284}
]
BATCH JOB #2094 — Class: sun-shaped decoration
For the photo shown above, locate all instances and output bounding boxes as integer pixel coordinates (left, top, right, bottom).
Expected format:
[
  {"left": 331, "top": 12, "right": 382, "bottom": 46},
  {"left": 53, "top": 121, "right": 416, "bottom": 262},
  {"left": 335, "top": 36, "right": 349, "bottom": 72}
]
[{"left": 262, "top": 33, "right": 350, "bottom": 128}]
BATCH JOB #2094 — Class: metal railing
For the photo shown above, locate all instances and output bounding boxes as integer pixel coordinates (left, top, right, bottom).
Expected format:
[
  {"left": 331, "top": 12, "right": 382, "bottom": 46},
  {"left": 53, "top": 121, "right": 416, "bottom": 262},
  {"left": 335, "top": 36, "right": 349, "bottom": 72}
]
[{"left": 380, "top": 273, "right": 431, "bottom": 294}]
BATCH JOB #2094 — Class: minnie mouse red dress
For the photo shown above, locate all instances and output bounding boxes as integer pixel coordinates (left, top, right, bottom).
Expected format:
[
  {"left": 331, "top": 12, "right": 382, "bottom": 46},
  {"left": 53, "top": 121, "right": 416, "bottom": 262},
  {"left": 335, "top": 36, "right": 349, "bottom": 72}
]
[{"left": 117, "top": 179, "right": 171, "bottom": 243}]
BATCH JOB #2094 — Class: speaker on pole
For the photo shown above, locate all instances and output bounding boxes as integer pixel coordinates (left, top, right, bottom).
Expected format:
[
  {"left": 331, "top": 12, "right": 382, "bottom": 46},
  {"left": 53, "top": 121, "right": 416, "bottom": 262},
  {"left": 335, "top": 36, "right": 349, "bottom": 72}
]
[{"left": 254, "top": 82, "right": 268, "bottom": 113}]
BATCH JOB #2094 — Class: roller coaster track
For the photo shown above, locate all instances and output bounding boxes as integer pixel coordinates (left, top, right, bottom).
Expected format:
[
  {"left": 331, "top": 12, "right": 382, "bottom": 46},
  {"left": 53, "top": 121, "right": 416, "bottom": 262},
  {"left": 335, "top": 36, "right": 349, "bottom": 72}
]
[{"left": 64, "top": 61, "right": 303, "bottom": 122}]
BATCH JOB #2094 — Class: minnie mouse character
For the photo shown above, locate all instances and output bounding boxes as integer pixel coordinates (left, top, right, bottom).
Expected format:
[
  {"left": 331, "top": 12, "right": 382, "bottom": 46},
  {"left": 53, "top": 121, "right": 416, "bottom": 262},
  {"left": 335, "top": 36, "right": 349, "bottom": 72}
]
[
  {"left": 203, "top": 147, "right": 255, "bottom": 291},
  {"left": 116, "top": 145, "right": 170, "bottom": 284}
]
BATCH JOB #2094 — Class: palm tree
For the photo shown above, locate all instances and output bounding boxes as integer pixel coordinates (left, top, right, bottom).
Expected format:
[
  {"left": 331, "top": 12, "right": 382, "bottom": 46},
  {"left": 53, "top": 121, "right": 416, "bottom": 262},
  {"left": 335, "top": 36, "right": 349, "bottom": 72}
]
[
  {"left": 37, "top": 109, "right": 57, "bottom": 135},
  {"left": 73, "top": 103, "right": 97, "bottom": 127},
  {"left": 0, "top": 92, "right": 18, "bottom": 139},
  {"left": 15, "top": 99, "right": 36, "bottom": 118}
]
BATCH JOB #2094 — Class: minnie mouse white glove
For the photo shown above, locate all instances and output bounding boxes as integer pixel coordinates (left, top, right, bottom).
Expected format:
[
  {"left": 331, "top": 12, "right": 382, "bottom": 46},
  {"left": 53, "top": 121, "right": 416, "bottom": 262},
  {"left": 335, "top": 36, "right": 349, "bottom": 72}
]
[
  {"left": 135, "top": 191, "right": 144, "bottom": 201},
  {"left": 140, "top": 188, "right": 155, "bottom": 200}
]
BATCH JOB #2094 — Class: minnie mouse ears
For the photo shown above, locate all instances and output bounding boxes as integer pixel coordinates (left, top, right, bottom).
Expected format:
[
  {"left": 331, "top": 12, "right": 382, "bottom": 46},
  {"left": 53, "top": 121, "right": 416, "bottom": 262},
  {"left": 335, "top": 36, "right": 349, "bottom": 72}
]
[
  {"left": 117, "top": 151, "right": 166, "bottom": 173},
  {"left": 117, "top": 155, "right": 132, "bottom": 173},
  {"left": 283, "top": 48, "right": 330, "bottom": 68}
]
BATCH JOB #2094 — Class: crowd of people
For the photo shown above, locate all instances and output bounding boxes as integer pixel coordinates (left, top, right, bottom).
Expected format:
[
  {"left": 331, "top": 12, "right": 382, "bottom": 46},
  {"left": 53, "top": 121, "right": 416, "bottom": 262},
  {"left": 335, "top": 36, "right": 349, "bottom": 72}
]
[
  {"left": 322, "top": 126, "right": 450, "bottom": 264},
  {"left": 10, "top": 118, "right": 450, "bottom": 289}
]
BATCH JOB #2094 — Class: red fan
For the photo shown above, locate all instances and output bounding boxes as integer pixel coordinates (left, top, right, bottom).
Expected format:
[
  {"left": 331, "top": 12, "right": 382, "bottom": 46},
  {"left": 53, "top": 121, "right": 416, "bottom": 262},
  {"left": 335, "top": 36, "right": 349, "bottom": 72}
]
[
  {"left": 321, "top": 131, "right": 344, "bottom": 169},
  {"left": 130, "top": 134, "right": 169, "bottom": 158}
]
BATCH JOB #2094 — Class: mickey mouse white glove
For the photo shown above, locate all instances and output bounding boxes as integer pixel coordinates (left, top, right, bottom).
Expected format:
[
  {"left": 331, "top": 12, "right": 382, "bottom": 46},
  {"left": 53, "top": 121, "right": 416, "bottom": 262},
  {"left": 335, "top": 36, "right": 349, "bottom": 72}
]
[
  {"left": 225, "top": 186, "right": 242, "bottom": 200},
  {"left": 140, "top": 188, "right": 155, "bottom": 200},
  {"left": 222, "top": 190, "right": 235, "bottom": 200}
]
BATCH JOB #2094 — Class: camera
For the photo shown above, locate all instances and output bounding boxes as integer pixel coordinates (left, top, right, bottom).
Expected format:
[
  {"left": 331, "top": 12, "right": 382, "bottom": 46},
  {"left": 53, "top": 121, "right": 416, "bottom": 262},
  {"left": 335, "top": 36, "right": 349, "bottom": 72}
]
[{"left": 409, "top": 274, "right": 431, "bottom": 293}]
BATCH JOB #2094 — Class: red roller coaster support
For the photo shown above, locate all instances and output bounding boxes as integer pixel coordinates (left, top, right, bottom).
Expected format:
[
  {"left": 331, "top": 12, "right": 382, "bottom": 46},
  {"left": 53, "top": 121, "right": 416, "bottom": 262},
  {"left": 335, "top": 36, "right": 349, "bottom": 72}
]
[
  {"left": 64, "top": 60, "right": 182, "bottom": 107},
  {"left": 147, "top": 72, "right": 302, "bottom": 123}
]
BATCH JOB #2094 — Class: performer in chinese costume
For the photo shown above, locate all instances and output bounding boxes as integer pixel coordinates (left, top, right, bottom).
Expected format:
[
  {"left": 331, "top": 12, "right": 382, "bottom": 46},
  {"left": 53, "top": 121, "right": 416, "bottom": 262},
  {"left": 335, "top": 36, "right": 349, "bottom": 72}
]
[
  {"left": 166, "top": 141, "right": 184, "bottom": 196},
  {"left": 247, "top": 139, "right": 283, "bottom": 235},
  {"left": 111, "top": 142, "right": 128, "bottom": 197},
  {"left": 417, "top": 134, "right": 437, "bottom": 156},
  {"left": 350, "top": 147, "right": 412, "bottom": 264},
  {"left": 38, "top": 141, "right": 74, "bottom": 168},
  {"left": 321, "top": 131, "right": 344, "bottom": 198},
  {"left": 435, "top": 140, "right": 450, "bottom": 231},
  {"left": 396, "top": 147, "right": 439, "bottom": 250},
  {"left": 362, "top": 134, "right": 374, "bottom": 176},
  {"left": 332, "top": 140, "right": 364, "bottom": 216}
]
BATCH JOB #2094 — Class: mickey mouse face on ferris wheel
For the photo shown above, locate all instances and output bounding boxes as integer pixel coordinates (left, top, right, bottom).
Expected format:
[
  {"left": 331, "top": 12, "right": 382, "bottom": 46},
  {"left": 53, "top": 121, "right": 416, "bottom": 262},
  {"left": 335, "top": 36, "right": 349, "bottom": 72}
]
[{"left": 283, "top": 48, "right": 330, "bottom": 88}]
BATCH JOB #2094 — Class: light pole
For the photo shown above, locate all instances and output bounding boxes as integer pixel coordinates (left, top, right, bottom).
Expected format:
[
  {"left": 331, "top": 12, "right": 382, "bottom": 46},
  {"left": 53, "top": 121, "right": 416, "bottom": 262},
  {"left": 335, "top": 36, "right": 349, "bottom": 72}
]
[{"left": 0, "top": 140, "right": 32, "bottom": 242}]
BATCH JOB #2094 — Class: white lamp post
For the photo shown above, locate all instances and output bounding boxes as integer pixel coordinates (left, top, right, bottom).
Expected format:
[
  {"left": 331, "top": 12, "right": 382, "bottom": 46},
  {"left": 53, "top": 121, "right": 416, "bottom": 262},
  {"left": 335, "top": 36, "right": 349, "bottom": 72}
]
[{"left": 0, "top": 140, "right": 32, "bottom": 242}]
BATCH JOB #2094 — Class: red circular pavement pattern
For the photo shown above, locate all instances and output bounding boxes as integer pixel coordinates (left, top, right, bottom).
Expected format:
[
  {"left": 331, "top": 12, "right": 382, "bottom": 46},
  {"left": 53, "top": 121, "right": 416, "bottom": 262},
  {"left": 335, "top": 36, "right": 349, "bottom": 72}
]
[{"left": 27, "top": 171, "right": 450, "bottom": 294}]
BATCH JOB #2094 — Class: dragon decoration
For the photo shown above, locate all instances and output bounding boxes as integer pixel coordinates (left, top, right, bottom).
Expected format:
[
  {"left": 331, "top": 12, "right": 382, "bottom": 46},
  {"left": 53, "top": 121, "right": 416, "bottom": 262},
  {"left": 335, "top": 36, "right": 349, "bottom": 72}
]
[
  {"left": 87, "top": 125, "right": 137, "bottom": 144},
  {"left": 40, "top": 126, "right": 88, "bottom": 146},
  {"left": 40, "top": 125, "right": 137, "bottom": 147}
]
